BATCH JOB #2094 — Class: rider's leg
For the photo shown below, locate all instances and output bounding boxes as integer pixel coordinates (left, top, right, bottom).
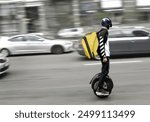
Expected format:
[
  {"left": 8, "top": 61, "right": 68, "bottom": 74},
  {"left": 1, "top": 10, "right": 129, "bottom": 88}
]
[{"left": 98, "top": 57, "right": 110, "bottom": 89}]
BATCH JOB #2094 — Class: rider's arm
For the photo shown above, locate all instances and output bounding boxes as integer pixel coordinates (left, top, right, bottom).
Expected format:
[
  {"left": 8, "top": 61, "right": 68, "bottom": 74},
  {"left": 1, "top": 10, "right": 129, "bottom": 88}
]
[{"left": 97, "top": 29, "right": 108, "bottom": 59}]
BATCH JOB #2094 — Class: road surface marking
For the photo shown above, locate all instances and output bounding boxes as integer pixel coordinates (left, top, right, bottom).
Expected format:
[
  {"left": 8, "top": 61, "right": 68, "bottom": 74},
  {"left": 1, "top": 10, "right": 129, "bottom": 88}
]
[{"left": 84, "top": 60, "right": 143, "bottom": 66}]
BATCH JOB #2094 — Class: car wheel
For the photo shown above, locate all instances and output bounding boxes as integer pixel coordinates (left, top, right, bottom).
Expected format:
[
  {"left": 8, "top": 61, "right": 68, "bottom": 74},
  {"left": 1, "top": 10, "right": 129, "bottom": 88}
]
[
  {"left": 51, "top": 45, "right": 64, "bottom": 54},
  {"left": 0, "top": 49, "right": 10, "bottom": 57}
]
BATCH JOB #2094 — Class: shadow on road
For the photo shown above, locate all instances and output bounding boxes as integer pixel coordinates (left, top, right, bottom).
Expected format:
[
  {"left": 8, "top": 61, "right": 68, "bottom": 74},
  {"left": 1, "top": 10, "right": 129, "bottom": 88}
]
[
  {"left": 0, "top": 72, "right": 10, "bottom": 80},
  {"left": 110, "top": 54, "right": 150, "bottom": 59},
  {"left": 7, "top": 51, "right": 74, "bottom": 57}
]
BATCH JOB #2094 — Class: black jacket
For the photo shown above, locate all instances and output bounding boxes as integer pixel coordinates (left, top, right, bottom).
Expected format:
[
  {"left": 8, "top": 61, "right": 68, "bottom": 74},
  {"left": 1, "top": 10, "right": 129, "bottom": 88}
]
[{"left": 97, "top": 28, "right": 109, "bottom": 58}]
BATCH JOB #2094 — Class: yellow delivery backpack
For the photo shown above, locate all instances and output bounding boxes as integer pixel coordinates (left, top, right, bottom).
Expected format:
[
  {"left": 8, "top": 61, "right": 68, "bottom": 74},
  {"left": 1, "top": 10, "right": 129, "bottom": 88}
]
[{"left": 81, "top": 32, "right": 99, "bottom": 59}]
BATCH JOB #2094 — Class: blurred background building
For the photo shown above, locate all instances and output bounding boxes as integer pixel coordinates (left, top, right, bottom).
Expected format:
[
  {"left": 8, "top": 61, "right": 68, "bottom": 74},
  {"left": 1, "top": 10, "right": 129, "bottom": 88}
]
[
  {"left": 0, "top": 0, "right": 46, "bottom": 36},
  {"left": 0, "top": 0, "right": 150, "bottom": 36}
]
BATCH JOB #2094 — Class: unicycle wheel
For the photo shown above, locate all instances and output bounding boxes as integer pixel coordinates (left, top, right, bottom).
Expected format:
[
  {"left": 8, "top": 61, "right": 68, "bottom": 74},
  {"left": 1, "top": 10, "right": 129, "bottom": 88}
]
[{"left": 90, "top": 73, "right": 114, "bottom": 98}]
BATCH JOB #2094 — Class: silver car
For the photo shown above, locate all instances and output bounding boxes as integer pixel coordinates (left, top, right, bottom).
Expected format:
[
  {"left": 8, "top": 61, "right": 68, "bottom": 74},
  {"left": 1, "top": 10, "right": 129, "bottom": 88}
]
[
  {"left": 75, "top": 26, "right": 150, "bottom": 59},
  {"left": 0, "top": 54, "right": 9, "bottom": 75},
  {"left": 0, "top": 34, "right": 74, "bottom": 56},
  {"left": 57, "top": 27, "right": 84, "bottom": 38}
]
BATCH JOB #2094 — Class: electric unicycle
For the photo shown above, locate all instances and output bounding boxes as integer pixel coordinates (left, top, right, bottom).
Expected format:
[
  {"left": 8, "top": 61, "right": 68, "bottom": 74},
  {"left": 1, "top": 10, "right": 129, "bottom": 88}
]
[{"left": 90, "top": 73, "right": 114, "bottom": 98}]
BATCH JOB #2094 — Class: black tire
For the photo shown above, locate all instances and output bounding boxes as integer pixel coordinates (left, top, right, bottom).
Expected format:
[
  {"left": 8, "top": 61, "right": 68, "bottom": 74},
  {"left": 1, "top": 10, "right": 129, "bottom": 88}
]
[
  {"left": 0, "top": 49, "right": 10, "bottom": 57},
  {"left": 90, "top": 73, "right": 114, "bottom": 98},
  {"left": 51, "top": 45, "right": 64, "bottom": 54}
]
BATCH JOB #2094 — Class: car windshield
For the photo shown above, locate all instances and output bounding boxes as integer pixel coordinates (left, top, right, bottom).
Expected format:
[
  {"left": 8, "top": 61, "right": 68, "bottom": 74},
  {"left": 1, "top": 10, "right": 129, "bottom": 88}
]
[{"left": 132, "top": 30, "right": 149, "bottom": 37}]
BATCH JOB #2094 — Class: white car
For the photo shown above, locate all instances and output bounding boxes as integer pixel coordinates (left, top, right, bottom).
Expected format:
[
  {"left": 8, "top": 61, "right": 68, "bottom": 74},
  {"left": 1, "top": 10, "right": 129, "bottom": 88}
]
[
  {"left": 0, "top": 54, "right": 9, "bottom": 75},
  {"left": 0, "top": 34, "right": 74, "bottom": 56},
  {"left": 57, "top": 27, "right": 84, "bottom": 38}
]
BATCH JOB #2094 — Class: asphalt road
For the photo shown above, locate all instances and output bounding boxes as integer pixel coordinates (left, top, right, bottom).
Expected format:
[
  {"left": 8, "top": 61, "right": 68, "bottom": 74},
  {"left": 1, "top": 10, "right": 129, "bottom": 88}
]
[{"left": 0, "top": 52, "right": 150, "bottom": 105}]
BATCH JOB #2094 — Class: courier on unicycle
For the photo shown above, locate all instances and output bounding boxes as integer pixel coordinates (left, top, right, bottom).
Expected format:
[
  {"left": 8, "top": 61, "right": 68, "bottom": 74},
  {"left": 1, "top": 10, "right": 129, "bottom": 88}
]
[
  {"left": 81, "top": 17, "right": 114, "bottom": 98},
  {"left": 94, "top": 17, "right": 113, "bottom": 97}
]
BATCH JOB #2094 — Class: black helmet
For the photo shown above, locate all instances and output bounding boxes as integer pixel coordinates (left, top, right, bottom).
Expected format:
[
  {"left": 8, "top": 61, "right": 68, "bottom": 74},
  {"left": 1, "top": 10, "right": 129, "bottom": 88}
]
[{"left": 101, "top": 17, "right": 112, "bottom": 29}]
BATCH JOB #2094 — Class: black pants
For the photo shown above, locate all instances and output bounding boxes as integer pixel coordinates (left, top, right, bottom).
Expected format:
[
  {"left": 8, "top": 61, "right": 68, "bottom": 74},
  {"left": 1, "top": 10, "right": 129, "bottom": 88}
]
[{"left": 98, "top": 57, "right": 110, "bottom": 88}]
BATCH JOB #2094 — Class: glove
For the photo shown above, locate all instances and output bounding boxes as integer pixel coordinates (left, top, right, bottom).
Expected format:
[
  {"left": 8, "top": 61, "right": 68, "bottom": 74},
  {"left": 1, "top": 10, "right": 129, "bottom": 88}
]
[{"left": 103, "top": 57, "right": 107, "bottom": 63}]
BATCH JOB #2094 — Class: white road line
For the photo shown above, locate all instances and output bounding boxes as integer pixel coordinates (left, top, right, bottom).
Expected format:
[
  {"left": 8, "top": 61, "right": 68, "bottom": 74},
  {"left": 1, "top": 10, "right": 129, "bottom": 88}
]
[{"left": 84, "top": 60, "right": 143, "bottom": 66}]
